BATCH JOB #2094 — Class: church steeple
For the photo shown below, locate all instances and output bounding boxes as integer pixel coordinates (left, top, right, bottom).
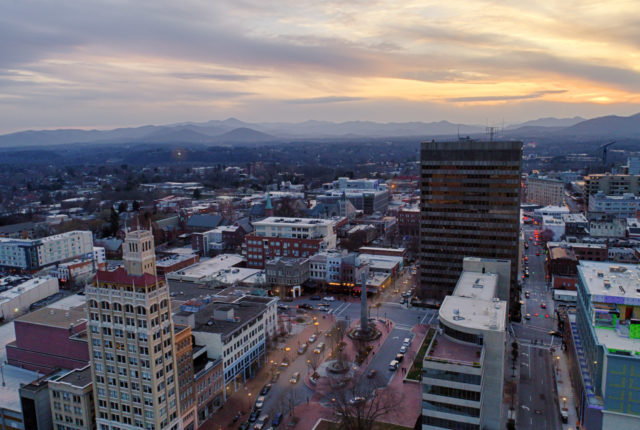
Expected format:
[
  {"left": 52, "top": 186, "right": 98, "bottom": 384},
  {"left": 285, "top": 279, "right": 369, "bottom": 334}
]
[
  {"left": 122, "top": 229, "right": 156, "bottom": 276},
  {"left": 265, "top": 191, "right": 274, "bottom": 217}
]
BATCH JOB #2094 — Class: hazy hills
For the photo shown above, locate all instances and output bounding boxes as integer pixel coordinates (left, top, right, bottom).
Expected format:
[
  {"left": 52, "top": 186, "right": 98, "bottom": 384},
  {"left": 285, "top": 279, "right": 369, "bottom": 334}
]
[{"left": 0, "top": 113, "right": 638, "bottom": 148}]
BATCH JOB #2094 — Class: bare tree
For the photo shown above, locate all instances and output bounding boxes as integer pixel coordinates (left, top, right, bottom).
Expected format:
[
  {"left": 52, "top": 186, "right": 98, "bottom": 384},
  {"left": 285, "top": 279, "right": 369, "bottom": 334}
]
[
  {"left": 325, "top": 373, "right": 403, "bottom": 430},
  {"left": 327, "top": 320, "right": 349, "bottom": 368},
  {"left": 306, "top": 350, "right": 322, "bottom": 379}
]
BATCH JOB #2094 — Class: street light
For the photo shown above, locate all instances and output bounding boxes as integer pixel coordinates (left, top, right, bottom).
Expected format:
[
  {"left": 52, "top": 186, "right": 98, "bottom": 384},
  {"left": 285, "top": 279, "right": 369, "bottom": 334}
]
[{"left": 314, "top": 321, "right": 319, "bottom": 334}]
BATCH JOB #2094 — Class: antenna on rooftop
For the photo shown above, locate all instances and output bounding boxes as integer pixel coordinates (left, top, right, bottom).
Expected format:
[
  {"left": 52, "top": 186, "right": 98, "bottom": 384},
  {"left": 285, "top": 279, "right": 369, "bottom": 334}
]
[{"left": 486, "top": 126, "right": 498, "bottom": 142}]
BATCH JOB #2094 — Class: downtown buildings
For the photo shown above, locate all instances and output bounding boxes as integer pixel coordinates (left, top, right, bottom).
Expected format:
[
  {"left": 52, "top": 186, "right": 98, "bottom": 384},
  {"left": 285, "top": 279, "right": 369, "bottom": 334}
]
[
  {"left": 422, "top": 258, "right": 509, "bottom": 430},
  {"left": 86, "top": 229, "right": 181, "bottom": 430},
  {"left": 525, "top": 175, "right": 564, "bottom": 206},
  {"left": 419, "top": 140, "right": 522, "bottom": 304}
]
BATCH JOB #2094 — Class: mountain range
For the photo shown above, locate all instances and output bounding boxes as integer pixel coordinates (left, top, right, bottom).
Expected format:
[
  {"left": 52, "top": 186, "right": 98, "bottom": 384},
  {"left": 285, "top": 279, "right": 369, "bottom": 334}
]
[{"left": 0, "top": 113, "right": 638, "bottom": 148}]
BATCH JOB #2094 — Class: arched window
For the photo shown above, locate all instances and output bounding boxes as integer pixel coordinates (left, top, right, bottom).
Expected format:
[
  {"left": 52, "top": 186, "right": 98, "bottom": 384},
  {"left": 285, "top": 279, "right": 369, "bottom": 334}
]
[
  {"left": 136, "top": 305, "right": 147, "bottom": 315},
  {"left": 113, "top": 303, "right": 122, "bottom": 312},
  {"left": 88, "top": 300, "right": 98, "bottom": 308},
  {"left": 100, "top": 301, "right": 110, "bottom": 310},
  {"left": 125, "top": 304, "right": 134, "bottom": 313},
  {"left": 150, "top": 304, "right": 159, "bottom": 314},
  {"left": 160, "top": 299, "right": 168, "bottom": 309}
]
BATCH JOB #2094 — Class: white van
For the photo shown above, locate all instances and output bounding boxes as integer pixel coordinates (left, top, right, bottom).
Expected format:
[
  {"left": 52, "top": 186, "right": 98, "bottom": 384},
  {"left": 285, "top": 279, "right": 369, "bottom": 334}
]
[
  {"left": 389, "top": 359, "right": 399, "bottom": 370},
  {"left": 402, "top": 337, "right": 412, "bottom": 347}
]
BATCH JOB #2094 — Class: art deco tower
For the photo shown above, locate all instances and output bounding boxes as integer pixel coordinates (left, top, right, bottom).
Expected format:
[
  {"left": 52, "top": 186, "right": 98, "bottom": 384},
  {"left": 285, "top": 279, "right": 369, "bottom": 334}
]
[{"left": 87, "top": 229, "right": 181, "bottom": 430}]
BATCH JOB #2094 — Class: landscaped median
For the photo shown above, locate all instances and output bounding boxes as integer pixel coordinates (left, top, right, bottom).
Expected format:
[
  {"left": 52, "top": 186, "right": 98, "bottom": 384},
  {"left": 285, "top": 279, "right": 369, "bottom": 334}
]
[{"left": 405, "top": 327, "right": 436, "bottom": 382}]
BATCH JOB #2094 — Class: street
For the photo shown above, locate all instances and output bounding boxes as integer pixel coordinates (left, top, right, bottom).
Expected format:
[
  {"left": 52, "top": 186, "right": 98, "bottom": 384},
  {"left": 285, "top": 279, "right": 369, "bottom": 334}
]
[{"left": 512, "top": 224, "right": 563, "bottom": 430}]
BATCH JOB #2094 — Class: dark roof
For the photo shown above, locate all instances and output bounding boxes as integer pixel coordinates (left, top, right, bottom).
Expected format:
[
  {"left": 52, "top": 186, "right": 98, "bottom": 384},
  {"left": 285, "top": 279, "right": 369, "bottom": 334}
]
[
  {"left": 249, "top": 204, "right": 265, "bottom": 218},
  {"left": 155, "top": 216, "right": 181, "bottom": 231},
  {"left": 55, "top": 366, "right": 92, "bottom": 388},
  {"left": 236, "top": 217, "right": 253, "bottom": 233},
  {"left": 187, "top": 214, "right": 224, "bottom": 229},
  {"left": 95, "top": 267, "right": 158, "bottom": 286},
  {"left": 94, "top": 237, "right": 122, "bottom": 252},
  {"left": 192, "top": 300, "right": 267, "bottom": 338},
  {"left": 0, "top": 221, "right": 36, "bottom": 234}
]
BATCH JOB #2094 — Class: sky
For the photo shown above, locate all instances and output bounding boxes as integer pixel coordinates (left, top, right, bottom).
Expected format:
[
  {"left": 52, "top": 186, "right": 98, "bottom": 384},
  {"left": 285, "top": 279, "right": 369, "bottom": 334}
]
[{"left": 1, "top": 0, "right": 639, "bottom": 133}]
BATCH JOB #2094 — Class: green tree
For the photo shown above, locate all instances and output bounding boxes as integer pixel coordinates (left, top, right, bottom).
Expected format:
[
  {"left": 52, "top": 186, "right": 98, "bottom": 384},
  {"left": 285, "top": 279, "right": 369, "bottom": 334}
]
[
  {"left": 192, "top": 188, "right": 202, "bottom": 199},
  {"left": 109, "top": 208, "right": 120, "bottom": 236}
]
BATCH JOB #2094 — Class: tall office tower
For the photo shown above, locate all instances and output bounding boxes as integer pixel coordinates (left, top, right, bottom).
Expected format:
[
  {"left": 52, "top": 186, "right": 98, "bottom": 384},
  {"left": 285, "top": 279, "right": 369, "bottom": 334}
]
[
  {"left": 419, "top": 140, "right": 522, "bottom": 304},
  {"left": 87, "top": 229, "right": 181, "bottom": 430}
]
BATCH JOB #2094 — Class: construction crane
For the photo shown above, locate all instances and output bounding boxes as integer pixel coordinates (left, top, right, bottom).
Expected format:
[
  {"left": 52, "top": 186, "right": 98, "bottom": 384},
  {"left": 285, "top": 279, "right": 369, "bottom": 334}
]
[{"left": 599, "top": 140, "right": 616, "bottom": 167}]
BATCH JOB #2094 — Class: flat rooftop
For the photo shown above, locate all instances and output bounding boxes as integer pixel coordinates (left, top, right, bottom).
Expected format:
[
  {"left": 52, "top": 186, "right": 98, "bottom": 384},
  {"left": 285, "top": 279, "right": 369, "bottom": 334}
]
[
  {"left": 16, "top": 305, "right": 87, "bottom": 329},
  {"left": 452, "top": 271, "right": 498, "bottom": 302},
  {"left": 0, "top": 365, "right": 39, "bottom": 412},
  {"left": 440, "top": 295, "right": 506, "bottom": 332},
  {"left": 595, "top": 327, "right": 640, "bottom": 355},
  {"left": 426, "top": 332, "right": 482, "bottom": 365},
  {"left": 578, "top": 261, "right": 640, "bottom": 305},
  {"left": 253, "top": 217, "right": 334, "bottom": 227},
  {"left": 189, "top": 299, "right": 268, "bottom": 338},
  {"left": 52, "top": 365, "right": 92, "bottom": 388},
  {"left": 167, "top": 254, "right": 244, "bottom": 281}
]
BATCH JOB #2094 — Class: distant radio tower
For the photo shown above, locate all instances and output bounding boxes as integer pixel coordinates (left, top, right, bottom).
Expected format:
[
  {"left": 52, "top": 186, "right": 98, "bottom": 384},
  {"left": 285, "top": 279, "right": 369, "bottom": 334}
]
[{"left": 486, "top": 126, "right": 498, "bottom": 142}]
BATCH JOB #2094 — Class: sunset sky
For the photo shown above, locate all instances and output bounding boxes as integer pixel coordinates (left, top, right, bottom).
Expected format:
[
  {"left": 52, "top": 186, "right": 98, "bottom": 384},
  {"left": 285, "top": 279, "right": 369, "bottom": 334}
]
[{"left": 1, "top": 0, "right": 639, "bottom": 132}]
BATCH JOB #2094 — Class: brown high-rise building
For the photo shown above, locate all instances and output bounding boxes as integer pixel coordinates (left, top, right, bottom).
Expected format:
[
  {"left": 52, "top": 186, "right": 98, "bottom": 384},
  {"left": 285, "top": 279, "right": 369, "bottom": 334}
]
[{"left": 419, "top": 140, "right": 522, "bottom": 304}]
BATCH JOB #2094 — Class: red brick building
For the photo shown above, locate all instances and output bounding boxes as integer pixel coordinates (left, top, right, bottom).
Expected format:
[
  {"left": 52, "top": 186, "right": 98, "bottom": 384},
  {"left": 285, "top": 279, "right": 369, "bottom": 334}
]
[
  {"left": 6, "top": 306, "right": 89, "bottom": 373},
  {"left": 157, "top": 253, "right": 200, "bottom": 277},
  {"left": 244, "top": 235, "right": 325, "bottom": 268}
]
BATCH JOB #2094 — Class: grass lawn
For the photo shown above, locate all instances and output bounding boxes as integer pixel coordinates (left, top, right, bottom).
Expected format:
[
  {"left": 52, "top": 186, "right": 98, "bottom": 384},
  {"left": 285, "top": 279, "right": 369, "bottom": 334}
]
[{"left": 406, "top": 327, "right": 435, "bottom": 381}]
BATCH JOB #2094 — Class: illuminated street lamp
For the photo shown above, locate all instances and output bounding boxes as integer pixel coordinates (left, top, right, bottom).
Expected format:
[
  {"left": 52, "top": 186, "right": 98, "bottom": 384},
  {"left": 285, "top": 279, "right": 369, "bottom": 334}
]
[{"left": 314, "top": 321, "right": 319, "bottom": 334}]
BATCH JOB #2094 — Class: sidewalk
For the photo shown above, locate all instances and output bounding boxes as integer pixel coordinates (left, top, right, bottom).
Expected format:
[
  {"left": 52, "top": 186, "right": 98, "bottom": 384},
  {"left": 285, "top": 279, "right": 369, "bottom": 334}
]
[{"left": 555, "top": 347, "right": 579, "bottom": 430}]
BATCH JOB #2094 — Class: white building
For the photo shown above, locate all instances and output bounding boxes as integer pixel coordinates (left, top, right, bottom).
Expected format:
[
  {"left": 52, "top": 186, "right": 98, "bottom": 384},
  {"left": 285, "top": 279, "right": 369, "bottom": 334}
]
[
  {"left": 533, "top": 205, "right": 570, "bottom": 219},
  {"left": 252, "top": 217, "right": 337, "bottom": 249},
  {"left": 0, "top": 230, "right": 93, "bottom": 271},
  {"left": 422, "top": 258, "right": 509, "bottom": 430},
  {"left": 588, "top": 192, "right": 640, "bottom": 219},
  {"left": 173, "top": 295, "right": 277, "bottom": 396},
  {"left": 589, "top": 219, "right": 627, "bottom": 238},
  {"left": 542, "top": 215, "right": 566, "bottom": 240},
  {"left": 0, "top": 276, "right": 59, "bottom": 321}
]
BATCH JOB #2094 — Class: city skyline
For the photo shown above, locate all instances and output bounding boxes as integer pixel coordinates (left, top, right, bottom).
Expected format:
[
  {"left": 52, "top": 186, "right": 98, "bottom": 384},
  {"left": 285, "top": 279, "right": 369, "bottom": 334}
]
[{"left": 1, "top": 0, "right": 639, "bottom": 133}]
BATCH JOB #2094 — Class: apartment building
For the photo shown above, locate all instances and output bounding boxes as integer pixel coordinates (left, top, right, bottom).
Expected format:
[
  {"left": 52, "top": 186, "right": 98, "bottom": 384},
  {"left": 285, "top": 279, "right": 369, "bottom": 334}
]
[
  {"left": 175, "top": 325, "right": 196, "bottom": 430},
  {"left": 48, "top": 366, "right": 96, "bottom": 430},
  {"left": 244, "top": 217, "right": 337, "bottom": 268},
  {"left": 0, "top": 230, "right": 93, "bottom": 271},
  {"left": 422, "top": 258, "right": 509, "bottom": 430},
  {"left": 526, "top": 175, "right": 564, "bottom": 206},
  {"left": 86, "top": 229, "right": 181, "bottom": 430},
  {"left": 265, "top": 257, "right": 310, "bottom": 293},
  {"left": 320, "top": 177, "right": 390, "bottom": 214}
]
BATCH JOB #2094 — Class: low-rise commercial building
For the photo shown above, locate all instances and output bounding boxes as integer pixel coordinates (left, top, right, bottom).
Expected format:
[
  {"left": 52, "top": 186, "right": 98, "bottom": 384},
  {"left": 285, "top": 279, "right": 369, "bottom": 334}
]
[
  {"left": 320, "top": 177, "right": 390, "bottom": 214},
  {"left": 588, "top": 192, "right": 640, "bottom": 220},
  {"left": 422, "top": 258, "right": 509, "bottom": 430},
  {"left": 584, "top": 173, "right": 640, "bottom": 206},
  {"left": 0, "top": 276, "right": 59, "bottom": 321},
  {"left": 589, "top": 219, "right": 626, "bottom": 238},
  {"left": 265, "top": 257, "right": 309, "bottom": 294}
]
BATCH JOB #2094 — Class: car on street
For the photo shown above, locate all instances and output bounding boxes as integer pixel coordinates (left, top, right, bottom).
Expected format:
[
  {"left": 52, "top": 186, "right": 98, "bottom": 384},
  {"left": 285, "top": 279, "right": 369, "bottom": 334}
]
[
  {"left": 549, "top": 330, "right": 562, "bottom": 337},
  {"left": 524, "top": 256, "right": 528, "bottom": 261},
  {"left": 402, "top": 292, "right": 411, "bottom": 298},
  {"left": 349, "top": 396, "right": 366, "bottom": 405},
  {"left": 279, "top": 360, "right": 289, "bottom": 368},
  {"left": 323, "top": 296, "right": 335, "bottom": 301},
  {"left": 277, "top": 304, "right": 288, "bottom": 311},
  {"left": 239, "top": 422, "right": 250, "bottom": 430},
  {"left": 524, "top": 271, "right": 529, "bottom": 277},
  {"left": 308, "top": 334, "right": 317, "bottom": 343},
  {"left": 271, "top": 371, "right": 280, "bottom": 383},
  {"left": 524, "top": 243, "right": 529, "bottom": 249},
  {"left": 272, "top": 413, "right": 283, "bottom": 427},
  {"left": 254, "top": 414, "right": 270, "bottom": 430},
  {"left": 389, "top": 359, "right": 399, "bottom": 370},
  {"left": 249, "top": 410, "right": 260, "bottom": 422},
  {"left": 289, "top": 372, "right": 300, "bottom": 384},
  {"left": 310, "top": 295, "right": 321, "bottom": 300},
  {"left": 313, "top": 343, "right": 325, "bottom": 354},
  {"left": 525, "top": 313, "right": 531, "bottom": 320},
  {"left": 525, "top": 291, "right": 530, "bottom": 298},
  {"left": 298, "top": 304, "right": 313, "bottom": 310},
  {"left": 297, "top": 343, "right": 308, "bottom": 354},
  {"left": 260, "top": 384, "right": 272, "bottom": 395},
  {"left": 255, "top": 395, "right": 266, "bottom": 409},
  {"left": 399, "top": 345, "right": 408, "bottom": 354},
  {"left": 402, "top": 337, "right": 412, "bottom": 347},
  {"left": 367, "top": 369, "right": 377, "bottom": 379},
  {"left": 395, "top": 353, "right": 405, "bottom": 362},
  {"left": 541, "top": 302, "right": 547, "bottom": 309},
  {"left": 536, "top": 252, "right": 540, "bottom": 256}
]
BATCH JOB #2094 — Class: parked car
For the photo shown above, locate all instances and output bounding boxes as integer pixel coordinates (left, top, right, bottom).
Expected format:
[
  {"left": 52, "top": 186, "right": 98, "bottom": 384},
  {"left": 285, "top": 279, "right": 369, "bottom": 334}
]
[
  {"left": 272, "top": 413, "right": 283, "bottom": 427},
  {"left": 349, "top": 396, "right": 366, "bottom": 405},
  {"left": 313, "top": 343, "right": 325, "bottom": 354},
  {"left": 249, "top": 410, "right": 260, "bottom": 422},
  {"left": 389, "top": 359, "right": 399, "bottom": 370},
  {"left": 289, "top": 372, "right": 300, "bottom": 384},
  {"left": 298, "top": 304, "right": 313, "bottom": 310},
  {"left": 271, "top": 371, "right": 281, "bottom": 383},
  {"left": 254, "top": 414, "right": 270, "bottom": 430},
  {"left": 525, "top": 291, "right": 530, "bottom": 298},
  {"left": 395, "top": 353, "right": 405, "bottom": 362},
  {"left": 366, "top": 369, "right": 377, "bottom": 379},
  {"left": 260, "top": 384, "right": 272, "bottom": 395},
  {"left": 402, "top": 337, "right": 412, "bottom": 347},
  {"left": 399, "top": 345, "right": 408, "bottom": 354},
  {"left": 541, "top": 302, "right": 547, "bottom": 309},
  {"left": 279, "top": 360, "right": 289, "bottom": 368},
  {"left": 323, "top": 296, "right": 335, "bottom": 301},
  {"left": 525, "top": 313, "right": 531, "bottom": 320},
  {"left": 255, "top": 395, "right": 266, "bottom": 409},
  {"left": 297, "top": 343, "right": 308, "bottom": 354},
  {"left": 308, "top": 334, "right": 317, "bottom": 343},
  {"left": 239, "top": 422, "right": 250, "bottom": 430},
  {"left": 310, "top": 295, "right": 321, "bottom": 300}
]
